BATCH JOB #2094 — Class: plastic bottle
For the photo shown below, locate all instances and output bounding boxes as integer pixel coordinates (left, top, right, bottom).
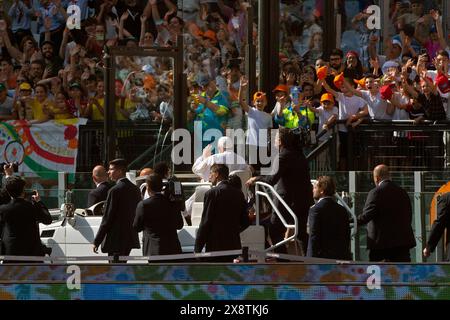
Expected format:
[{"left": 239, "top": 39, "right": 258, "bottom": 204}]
[{"left": 291, "top": 86, "right": 300, "bottom": 106}]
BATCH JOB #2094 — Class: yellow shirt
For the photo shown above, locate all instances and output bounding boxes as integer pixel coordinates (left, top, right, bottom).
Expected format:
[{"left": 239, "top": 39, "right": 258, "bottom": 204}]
[
  {"left": 115, "top": 98, "right": 135, "bottom": 121},
  {"left": 30, "top": 99, "right": 53, "bottom": 121},
  {"left": 91, "top": 98, "right": 105, "bottom": 121}
]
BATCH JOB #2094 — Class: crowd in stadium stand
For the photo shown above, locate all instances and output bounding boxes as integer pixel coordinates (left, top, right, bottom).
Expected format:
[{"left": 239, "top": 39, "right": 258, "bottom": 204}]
[{"left": 0, "top": 1, "right": 448, "bottom": 152}]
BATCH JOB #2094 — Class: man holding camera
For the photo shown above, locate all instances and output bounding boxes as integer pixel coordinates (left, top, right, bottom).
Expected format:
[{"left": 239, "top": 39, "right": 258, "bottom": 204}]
[
  {"left": 0, "top": 176, "right": 52, "bottom": 261},
  {"left": 133, "top": 174, "right": 183, "bottom": 258}
]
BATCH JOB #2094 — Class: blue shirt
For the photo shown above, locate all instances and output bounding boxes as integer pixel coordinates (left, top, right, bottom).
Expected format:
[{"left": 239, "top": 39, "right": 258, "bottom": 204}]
[
  {"left": 194, "top": 90, "right": 229, "bottom": 145},
  {"left": 37, "top": 3, "right": 65, "bottom": 33},
  {"left": 8, "top": 1, "right": 34, "bottom": 32}
]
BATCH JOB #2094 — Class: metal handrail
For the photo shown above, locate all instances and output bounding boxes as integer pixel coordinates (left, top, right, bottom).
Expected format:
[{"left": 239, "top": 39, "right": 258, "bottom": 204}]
[
  {"left": 255, "top": 181, "right": 298, "bottom": 253},
  {"left": 335, "top": 192, "right": 358, "bottom": 237}
]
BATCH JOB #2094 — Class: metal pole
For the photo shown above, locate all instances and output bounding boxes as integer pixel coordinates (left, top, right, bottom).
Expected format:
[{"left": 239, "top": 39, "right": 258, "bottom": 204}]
[
  {"left": 58, "top": 171, "right": 67, "bottom": 208},
  {"left": 103, "top": 46, "right": 115, "bottom": 164},
  {"left": 173, "top": 34, "right": 187, "bottom": 173},
  {"left": 245, "top": 5, "right": 256, "bottom": 102},
  {"left": 349, "top": 171, "right": 359, "bottom": 261},
  {"left": 414, "top": 171, "right": 426, "bottom": 262},
  {"left": 258, "top": 0, "right": 279, "bottom": 104},
  {"left": 323, "top": 0, "right": 335, "bottom": 58}
]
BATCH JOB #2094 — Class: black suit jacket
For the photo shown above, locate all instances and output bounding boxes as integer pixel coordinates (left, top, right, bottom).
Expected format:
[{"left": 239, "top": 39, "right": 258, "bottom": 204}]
[
  {"left": 133, "top": 194, "right": 183, "bottom": 256},
  {"left": 195, "top": 181, "right": 250, "bottom": 253},
  {"left": 306, "top": 198, "right": 352, "bottom": 260},
  {"left": 94, "top": 178, "right": 142, "bottom": 253},
  {"left": 87, "top": 181, "right": 112, "bottom": 207},
  {"left": 0, "top": 198, "right": 52, "bottom": 256},
  {"left": 427, "top": 192, "right": 450, "bottom": 261},
  {"left": 358, "top": 180, "right": 416, "bottom": 250},
  {"left": 258, "top": 148, "right": 314, "bottom": 222}
]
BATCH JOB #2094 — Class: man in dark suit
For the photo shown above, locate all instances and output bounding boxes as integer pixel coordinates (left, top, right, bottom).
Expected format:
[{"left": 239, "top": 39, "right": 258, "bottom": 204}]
[
  {"left": 195, "top": 164, "right": 250, "bottom": 262},
  {"left": 423, "top": 192, "right": 450, "bottom": 261},
  {"left": 358, "top": 164, "right": 416, "bottom": 262},
  {"left": 133, "top": 174, "right": 183, "bottom": 258},
  {"left": 307, "top": 176, "right": 352, "bottom": 260},
  {"left": 87, "top": 165, "right": 111, "bottom": 207},
  {"left": 93, "top": 159, "right": 141, "bottom": 262},
  {"left": 247, "top": 127, "right": 314, "bottom": 254},
  {"left": 0, "top": 176, "right": 52, "bottom": 262}
]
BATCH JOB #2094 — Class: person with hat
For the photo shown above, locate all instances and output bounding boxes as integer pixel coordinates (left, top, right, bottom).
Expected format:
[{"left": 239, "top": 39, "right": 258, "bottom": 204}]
[
  {"left": 319, "top": 78, "right": 368, "bottom": 170},
  {"left": 238, "top": 76, "right": 273, "bottom": 171},
  {"left": 0, "top": 83, "right": 15, "bottom": 120},
  {"left": 343, "top": 50, "right": 364, "bottom": 81},
  {"left": 305, "top": 93, "right": 338, "bottom": 143},
  {"left": 273, "top": 83, "right": 309, "bottom": 130},
  {"left": 13, "top": 82, "right": 33, "bottom": 120},
  {"left": 191, "top": 72, "right": 229, "bottom": 147}
]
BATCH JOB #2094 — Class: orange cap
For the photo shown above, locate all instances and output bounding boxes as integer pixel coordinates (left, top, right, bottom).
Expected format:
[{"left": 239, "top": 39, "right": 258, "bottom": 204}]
[
  {"left": 333, "top": 72, "right": 344, "bottom": 89},
  {"left": 203, "top": 30, "right": 217, "bottom": 43},
  {"left": 320, "top": 93, "right": 335, "bottom": 103},
  {"left": 272, "top": 84, "right": 289, "bottom": 93},
  {"left": 353, "top": 77, "right": 366, "bottom": 89},
  {"left": 316, "top": 66, "right": 328, "bottom": 80},
  {"left": 253, "top": 91, "right": 267, "bottom": 102}
]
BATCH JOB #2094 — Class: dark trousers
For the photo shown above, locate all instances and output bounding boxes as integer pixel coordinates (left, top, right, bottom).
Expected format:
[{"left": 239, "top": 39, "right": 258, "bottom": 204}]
[
  {"left": 108, "top": 249, "right": 131, "bottom": 263},
  {"left": 369, "top": 247, "right": 411, "bottom": 262}
]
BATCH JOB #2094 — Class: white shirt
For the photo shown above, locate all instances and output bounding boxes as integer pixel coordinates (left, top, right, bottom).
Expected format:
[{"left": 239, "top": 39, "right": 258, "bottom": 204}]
[
  {"left": 315, "top": 106, "right": 338, "bottom": 141},
  {"left": 336, "top": 92, "right": 367, "bottom": 132},
  {"left": 247, "top": 107, "right": 273, "bottom": 146},
  {"left": 192, "top": 150, "right": 249, "bottom": 182},
  {"left": 427, "top": 69, "right": 450, "bottom": 119},
  {"left": 361, "top": 90, "right": 393, "bottom": 120}
]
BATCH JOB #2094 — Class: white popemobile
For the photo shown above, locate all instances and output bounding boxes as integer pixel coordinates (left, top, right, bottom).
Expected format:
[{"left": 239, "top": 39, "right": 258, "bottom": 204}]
[
  {"left": 39, "top": 178, "right": 355, "bottom": 263},
  {"left": 39, "top": 176, "right": 268, "bottom": 263}
]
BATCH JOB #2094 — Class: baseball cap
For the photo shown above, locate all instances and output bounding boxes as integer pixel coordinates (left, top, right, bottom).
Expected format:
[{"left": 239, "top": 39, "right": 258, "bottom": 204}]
[
  {"left": 253, "top": 91, "right": 267, "bottom": 102},
  {"left": 19, "top": 82, "right": 32, "bottom": 91},
  {"left": 380, "top": 84, "right": 394, "bottom": 100},
  {"left": 272, "top": 84, "right": 289, "bottom": 94},
  {"left": 381, "top": 60, "right": 399, "bottom": 75},
  {"left": 392, "top": 39, "right": 402, "bottom": 49},
  {"left": 320, "top": 93, "right": 335, "bottom": 103},
  {"left": 333, "top": 72, "right": 345, "bottom": 88},
  {"left": 436, "top": 73, "right": 450, "bottom": 94},
  {"left": 69, "top": 82, "right": 81, "bottom": 90}
]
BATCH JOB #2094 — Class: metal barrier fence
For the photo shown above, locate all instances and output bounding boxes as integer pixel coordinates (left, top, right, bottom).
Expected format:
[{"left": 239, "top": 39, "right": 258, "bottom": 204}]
[
  {"left": 306, "top": 121, "right": 450, "bottom": 172},
  {"left": 348, "top": 121, "right": 450, "bottom": 171}
]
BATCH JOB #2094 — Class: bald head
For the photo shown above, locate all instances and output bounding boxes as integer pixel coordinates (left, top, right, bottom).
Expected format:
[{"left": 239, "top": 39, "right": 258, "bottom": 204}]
[
  {"left": 373, "top": 164, "right": 390, "bottom": 185},
  {"left": 92, "top": 165, "right": 108, "bottom": 184},
  {"left": 139, "top": 167, "right": 153, "bottom": 177}
]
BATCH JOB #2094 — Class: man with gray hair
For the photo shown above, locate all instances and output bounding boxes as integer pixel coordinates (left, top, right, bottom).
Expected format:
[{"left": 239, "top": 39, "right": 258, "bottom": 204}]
[
  {"left": 192, "top": 136, "right": 249, "bottom": 182},
  {"left": 358, "top": 164, "right": 416, "bottom": 262},
  {"left": 185, "top": 136, "right": 250, "bottom": 219}
]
